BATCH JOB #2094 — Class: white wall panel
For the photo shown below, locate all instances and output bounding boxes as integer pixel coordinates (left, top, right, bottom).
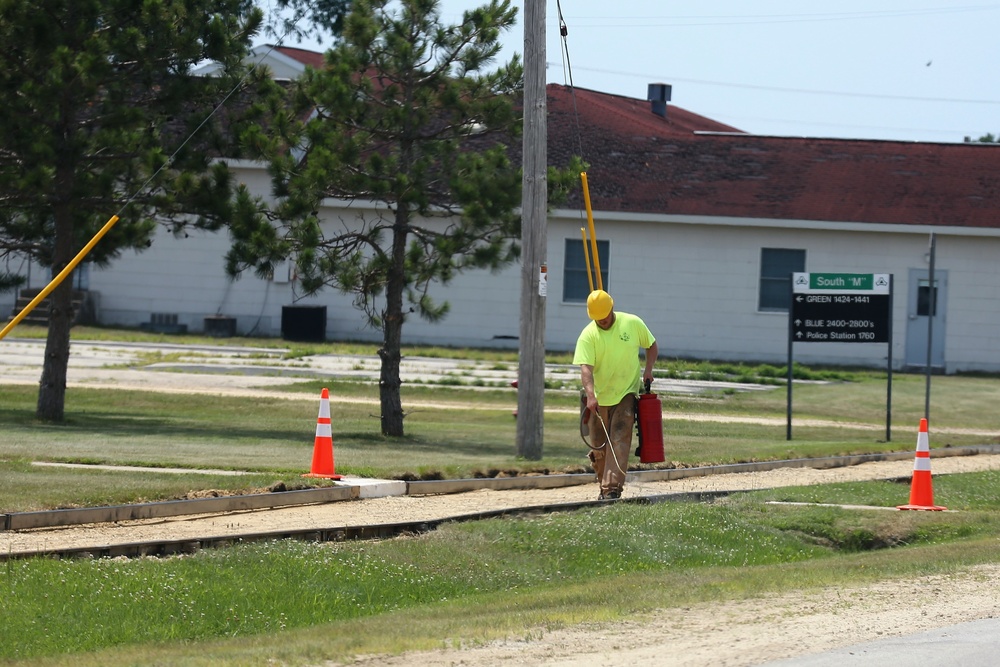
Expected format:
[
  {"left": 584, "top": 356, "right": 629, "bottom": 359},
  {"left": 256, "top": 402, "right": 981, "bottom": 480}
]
[{"left": 74, "top": 163, "right": 1000, "bottom": 373}]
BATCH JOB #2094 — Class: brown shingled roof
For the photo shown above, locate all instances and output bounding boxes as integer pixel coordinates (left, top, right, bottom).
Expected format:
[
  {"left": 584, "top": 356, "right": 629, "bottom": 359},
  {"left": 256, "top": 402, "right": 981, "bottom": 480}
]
[
  {"left": 249, "top": 48, "right": 1000, "bottom": 229},
  {"left": 547, "top": 84, "right": 1000, "bottom": 228}
]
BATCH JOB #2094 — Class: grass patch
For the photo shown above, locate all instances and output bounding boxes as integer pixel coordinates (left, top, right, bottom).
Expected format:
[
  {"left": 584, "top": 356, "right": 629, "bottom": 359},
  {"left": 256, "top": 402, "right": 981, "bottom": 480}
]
[
  {"left": 759, "top": 468, "right": 1000, "bottom": 511},
  {"left": 3, "top": 331, "right": 999, "bottom": 665},
  {"left": 3, "top": 472, "right": 999, "bottom": 664},
  {"left": 2, "top": 359, "right": 999, "bottom": 511}
]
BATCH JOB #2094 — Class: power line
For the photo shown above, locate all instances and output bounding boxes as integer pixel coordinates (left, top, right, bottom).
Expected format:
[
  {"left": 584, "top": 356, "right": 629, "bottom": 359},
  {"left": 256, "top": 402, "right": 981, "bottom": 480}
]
[
  {"left": 564, "top": 4, "right": 1000, "bottom": 28},
  {"left": 563, "top": 64, "right": 1000, "bottom": 106}
]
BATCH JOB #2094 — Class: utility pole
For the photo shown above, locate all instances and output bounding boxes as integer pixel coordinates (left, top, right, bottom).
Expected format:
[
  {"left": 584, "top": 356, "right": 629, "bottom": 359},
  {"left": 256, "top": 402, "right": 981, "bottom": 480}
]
[{"left": 516, "top": 0, "right": 547, "bottom": 460}]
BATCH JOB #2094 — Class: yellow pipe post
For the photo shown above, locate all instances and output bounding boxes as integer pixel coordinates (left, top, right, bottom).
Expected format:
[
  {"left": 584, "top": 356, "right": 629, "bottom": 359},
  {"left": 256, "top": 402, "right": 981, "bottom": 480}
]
[
  {"left": 580, "top": 227, "right": 595, "bottom": 292},
  {"left": 580, "top": 172, "right": 603, "bottom": 291},
  {"left": 0, "top": 214, "right": 120, "bottom": 341}
]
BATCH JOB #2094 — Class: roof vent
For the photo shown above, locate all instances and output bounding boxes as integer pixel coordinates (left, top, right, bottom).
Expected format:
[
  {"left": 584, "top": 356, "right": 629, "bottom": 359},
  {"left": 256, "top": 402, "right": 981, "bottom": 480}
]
[{"left": 647, "top": 83, "right": 672, "bottom": 118}]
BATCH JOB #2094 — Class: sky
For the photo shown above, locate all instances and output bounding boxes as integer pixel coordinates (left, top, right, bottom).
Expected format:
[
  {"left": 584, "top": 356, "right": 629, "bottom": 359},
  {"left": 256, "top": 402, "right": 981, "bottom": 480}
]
[{"left": 269, "top": 1, "right": 1000, "bottom": 144}]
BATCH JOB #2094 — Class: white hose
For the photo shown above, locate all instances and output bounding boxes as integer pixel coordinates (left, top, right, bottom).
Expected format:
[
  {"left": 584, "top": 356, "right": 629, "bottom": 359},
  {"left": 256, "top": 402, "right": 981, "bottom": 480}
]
[{"left": 594, "top": 411, "right": 627, "bottom": 477}]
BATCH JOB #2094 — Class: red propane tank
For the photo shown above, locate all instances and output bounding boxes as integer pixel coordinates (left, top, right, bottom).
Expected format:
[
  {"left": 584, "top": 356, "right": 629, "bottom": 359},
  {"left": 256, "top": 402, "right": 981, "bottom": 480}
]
[{"left": 636, "top": 389, "right": 665, "bottom": 463}]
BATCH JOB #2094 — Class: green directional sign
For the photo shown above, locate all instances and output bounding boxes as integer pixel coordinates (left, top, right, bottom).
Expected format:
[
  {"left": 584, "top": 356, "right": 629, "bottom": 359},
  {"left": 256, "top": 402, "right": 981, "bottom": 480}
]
[
  {"left": 793, "top": 273, "right": 890, "bottom": 294},
  {"left": 791, "top": 272, "right": 892, "bottom": 344}
]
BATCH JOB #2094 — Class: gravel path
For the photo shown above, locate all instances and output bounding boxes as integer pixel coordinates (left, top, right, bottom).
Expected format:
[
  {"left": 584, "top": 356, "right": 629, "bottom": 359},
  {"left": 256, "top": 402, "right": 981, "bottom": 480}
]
[{"left": 6, "top": 453, "right": 999, "bottom": 557}]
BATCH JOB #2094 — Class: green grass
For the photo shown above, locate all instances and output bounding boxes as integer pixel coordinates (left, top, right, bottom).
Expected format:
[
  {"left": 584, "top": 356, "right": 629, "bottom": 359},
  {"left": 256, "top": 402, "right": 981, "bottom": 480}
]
[
  {"left": 1, "top": 352, "right": 999, "bottom": 511},
  {"left": 3, "top": 329, "right": 1000, "bottom": 664},
  {"left": 3, "top": 470, "right": 999, "bottom": 664}
]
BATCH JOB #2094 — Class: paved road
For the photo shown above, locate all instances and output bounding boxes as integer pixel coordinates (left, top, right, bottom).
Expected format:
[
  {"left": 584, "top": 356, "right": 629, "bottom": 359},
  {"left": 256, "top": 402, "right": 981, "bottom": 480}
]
[{"left": 760, "top": 617, "right": 1000, "bottom": 666}]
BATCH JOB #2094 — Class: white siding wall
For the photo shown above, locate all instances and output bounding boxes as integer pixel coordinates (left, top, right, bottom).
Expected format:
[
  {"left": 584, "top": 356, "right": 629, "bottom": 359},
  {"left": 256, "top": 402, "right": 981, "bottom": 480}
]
[
  {"left": 936, "top": 236, "right": 1000, "bottom": 372},
  {"left": 536, "top": 213, "right": 1000, "bottom": 372}
]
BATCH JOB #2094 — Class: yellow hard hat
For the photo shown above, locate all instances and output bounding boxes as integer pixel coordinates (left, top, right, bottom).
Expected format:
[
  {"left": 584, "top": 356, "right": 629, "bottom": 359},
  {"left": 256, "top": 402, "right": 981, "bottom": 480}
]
[{"left": 587, "top": 290, "right": 614, "bottom": 320}]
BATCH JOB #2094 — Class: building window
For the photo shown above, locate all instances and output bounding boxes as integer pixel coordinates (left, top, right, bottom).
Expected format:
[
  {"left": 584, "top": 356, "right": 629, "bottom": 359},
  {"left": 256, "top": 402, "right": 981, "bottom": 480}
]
[
  {"left": 759, "top": 248, "right": 805, "bottom": 312},
  {"left": 563, "top": 238, "right": 609, "bottom": 302},
  {"left": 916, "top": 279, "right": 938, "bottom": 317}
]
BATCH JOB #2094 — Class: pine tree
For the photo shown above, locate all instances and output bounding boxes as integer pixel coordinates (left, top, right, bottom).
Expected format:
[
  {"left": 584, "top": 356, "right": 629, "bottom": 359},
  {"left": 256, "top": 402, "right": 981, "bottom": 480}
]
[
  {"left": 0, "top": 0, "right": 273, "bottom": 421},
  {"left": 227, "top": 0, "right": 579, "bottom": 436}
]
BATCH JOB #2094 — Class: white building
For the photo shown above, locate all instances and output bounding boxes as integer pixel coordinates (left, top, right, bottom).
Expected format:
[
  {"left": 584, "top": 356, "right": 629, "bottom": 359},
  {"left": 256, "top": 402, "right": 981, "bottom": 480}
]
[{"left": 6, "top": 46, "right": 1000, "bottom": 373}]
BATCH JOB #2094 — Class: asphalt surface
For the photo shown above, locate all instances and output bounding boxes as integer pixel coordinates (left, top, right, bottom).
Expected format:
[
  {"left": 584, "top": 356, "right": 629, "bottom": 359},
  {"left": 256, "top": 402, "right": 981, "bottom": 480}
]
[{"left": 761, "top": 617, "right": 1000, "bottom": 666}]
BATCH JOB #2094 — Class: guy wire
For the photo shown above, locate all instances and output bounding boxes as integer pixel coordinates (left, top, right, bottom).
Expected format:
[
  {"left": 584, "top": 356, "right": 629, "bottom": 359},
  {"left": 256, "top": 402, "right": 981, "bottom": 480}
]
[
  {"left": 115, "top": 10, "right": 309, "bottom": 218},
  {"left": 555, "top": 0, "right": 587, "bottom": 166}
]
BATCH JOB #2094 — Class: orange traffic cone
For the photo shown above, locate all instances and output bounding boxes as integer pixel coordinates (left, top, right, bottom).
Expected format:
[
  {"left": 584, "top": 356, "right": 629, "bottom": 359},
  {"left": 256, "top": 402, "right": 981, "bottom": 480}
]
[
  {"left": 897, "top": 418, "right": 945, "bottom": 511},
  {"left": 303, "top": 387, "right": 342, "bottom": 480}
]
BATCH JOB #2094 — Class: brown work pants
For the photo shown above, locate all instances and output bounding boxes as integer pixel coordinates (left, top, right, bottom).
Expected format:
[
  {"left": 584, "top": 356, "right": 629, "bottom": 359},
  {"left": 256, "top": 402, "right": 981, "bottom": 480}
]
[{"left": 587, "top": 395, "right": 636, "bottom": 496}]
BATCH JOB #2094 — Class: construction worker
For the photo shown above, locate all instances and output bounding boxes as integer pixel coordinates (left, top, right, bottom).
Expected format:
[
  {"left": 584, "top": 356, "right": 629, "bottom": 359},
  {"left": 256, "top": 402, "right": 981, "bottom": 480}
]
[{"left": 573, "top": 289, "right": 658, "bottom": 499}]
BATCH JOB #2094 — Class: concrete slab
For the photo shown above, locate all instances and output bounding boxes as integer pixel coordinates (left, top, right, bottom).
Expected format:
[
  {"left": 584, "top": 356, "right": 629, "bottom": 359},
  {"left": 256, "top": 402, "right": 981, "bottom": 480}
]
[{"left": 336, "top": 475, "right": 407, "bottom": 499}]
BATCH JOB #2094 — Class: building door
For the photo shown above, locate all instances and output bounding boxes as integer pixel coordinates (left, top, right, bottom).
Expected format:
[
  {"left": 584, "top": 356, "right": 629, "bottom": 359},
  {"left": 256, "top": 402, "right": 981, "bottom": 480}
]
[{"left": 904, "top": 268, "right": 946, "bottom": 369}]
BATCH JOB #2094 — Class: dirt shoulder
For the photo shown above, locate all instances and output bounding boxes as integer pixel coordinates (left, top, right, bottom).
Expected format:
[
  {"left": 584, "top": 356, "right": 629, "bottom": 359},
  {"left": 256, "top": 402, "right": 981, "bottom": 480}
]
[
  {"left": 339, "top": 563, "right": 1000, "bottom": 667},
  {"left": 326, "top": 455, "right": 1000, "bottom": 667}
]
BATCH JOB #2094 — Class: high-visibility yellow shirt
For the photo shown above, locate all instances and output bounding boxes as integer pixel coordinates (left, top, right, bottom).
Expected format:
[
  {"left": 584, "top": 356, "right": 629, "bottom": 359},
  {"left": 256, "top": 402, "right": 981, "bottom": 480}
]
[{"left": 573, "top": 311, "right": 655, "bottom": 407}]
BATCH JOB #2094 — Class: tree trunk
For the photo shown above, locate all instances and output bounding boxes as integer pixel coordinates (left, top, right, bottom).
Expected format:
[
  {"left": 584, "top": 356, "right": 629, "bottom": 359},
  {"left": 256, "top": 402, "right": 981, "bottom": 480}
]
[
  {"left": 378, "top": 207, "right": 409, "bottom": 437},
  {"left": 378, "top": 317, "right": 404, "bottom": 436},
  {"left": 36, "top": 281, "right": 73, "bottom": 422},
  {"left": 36, "top": 207, "right": 76, "bottom": 422}
]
